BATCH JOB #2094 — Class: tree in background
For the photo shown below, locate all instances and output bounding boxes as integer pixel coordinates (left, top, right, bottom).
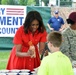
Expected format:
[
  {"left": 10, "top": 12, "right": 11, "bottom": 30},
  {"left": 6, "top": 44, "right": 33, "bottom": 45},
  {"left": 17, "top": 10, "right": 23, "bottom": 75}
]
[
  {"left": 1, "top": 0, "right": 36, "bottom": 6},
  {"left": 0, "top": 0, "right": 2, "bottom": 4},
  {"left": 1, "top": 0, "right": 18, "bottom": 5},
  {"left": 35, "top": 0, "right": 39, "bottom": 6},
  {"left": 27, "top": 0, "right": 36, "bottom": 6},
  {"left": 18, "top": 0, "right": 27, "bottom": 5},
  {"left": 8, "top": 0, "right": 18, "bottom": 5},
  {"left": 1, "top": 0, "right": 8, "bottom": 4},
  {"left": 18, "top": 0, "right": 36, "bottom": 6}
]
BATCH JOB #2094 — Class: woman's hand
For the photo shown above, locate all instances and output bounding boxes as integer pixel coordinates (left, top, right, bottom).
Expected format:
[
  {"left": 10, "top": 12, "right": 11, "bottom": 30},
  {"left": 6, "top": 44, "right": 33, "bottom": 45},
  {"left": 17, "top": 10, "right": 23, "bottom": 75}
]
[
  {"left": 28, "top": 46, "right": 36, "bottom": 58},
  {"left": 27, "top": 49, "right": 34, "bottom": 56},
  {"left": 15, "top": 44, "right": 35, "bottom": 57}
]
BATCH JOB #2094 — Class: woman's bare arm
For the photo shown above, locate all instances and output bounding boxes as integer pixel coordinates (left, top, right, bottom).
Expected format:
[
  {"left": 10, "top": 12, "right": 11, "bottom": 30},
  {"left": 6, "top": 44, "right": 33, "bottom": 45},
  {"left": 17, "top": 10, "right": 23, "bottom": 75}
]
[{"left": 15, "top": 44, "right": 32, "bottom": 57}]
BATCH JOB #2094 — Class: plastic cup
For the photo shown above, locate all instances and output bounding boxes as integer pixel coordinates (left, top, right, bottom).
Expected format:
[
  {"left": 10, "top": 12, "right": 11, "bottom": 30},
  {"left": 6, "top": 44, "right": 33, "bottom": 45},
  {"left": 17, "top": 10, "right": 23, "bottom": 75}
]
[
  {"left": 19, "top": 73, "right": 29, "bottom": 75},
  {"left": 0, "top": 73, "right": 6, "bottom": 75},
  {"left": 6, "top": 73, "right": 17, "bottom": 75},
  {"left": 20, "top": 69, "right": 30, "bottom": 73}
]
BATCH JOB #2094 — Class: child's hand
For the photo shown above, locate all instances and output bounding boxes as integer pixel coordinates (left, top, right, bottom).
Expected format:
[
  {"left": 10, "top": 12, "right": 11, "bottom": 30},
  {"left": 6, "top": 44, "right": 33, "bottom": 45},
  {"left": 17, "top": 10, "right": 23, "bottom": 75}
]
[{"left": 44, "top": 50, "right": 48, "bottom": 56}]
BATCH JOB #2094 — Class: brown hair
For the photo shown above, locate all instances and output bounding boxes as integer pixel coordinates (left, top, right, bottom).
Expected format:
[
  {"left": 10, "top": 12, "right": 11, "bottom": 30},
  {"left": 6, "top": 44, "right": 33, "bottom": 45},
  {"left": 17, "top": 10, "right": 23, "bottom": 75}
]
[
  {"left": 23, "top": 11, "right": 46, "bottom": 33},
  {"left": 47, "top": 31, "right": 62, "bottom": 47}
]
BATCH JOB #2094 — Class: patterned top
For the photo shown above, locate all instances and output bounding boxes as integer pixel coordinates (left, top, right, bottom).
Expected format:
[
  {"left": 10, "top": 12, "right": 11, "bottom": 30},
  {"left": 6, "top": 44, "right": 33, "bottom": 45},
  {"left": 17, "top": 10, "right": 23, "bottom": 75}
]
[{"left": 60, "top": 27, "right": 76, "bottom": 62}]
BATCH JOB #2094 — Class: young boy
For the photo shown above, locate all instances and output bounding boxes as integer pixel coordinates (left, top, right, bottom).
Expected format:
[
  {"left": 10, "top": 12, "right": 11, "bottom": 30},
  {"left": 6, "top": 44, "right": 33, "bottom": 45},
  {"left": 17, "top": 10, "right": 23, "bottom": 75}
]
[{"left": 37, "top": 31, "right": 74, "bottom": 75}]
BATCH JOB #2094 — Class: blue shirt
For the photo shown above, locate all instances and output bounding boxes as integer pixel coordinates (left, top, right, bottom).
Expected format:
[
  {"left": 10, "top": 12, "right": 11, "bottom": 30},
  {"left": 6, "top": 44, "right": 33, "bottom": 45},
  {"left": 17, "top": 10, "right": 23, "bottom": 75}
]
[{"left": 48, "top": 16, "right": 64, "bottom": 31}]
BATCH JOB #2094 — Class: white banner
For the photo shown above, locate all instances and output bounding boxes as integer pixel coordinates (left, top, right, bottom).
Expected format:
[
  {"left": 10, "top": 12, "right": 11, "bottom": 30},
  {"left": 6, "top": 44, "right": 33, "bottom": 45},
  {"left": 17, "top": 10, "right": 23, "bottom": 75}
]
[{"left": 0, "top": 5, "right": 26, "bottom": 37}]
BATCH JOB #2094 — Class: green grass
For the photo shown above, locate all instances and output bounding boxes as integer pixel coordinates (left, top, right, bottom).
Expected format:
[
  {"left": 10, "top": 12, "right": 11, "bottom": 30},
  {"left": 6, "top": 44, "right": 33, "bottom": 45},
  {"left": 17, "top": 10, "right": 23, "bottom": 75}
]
[{"left": 0, "top": 51, "right": 10, "bottom": 70}]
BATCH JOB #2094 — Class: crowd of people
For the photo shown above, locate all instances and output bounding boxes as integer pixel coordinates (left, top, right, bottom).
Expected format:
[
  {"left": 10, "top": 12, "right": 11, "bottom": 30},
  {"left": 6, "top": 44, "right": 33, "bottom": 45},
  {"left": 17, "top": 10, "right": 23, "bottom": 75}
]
[{"left": 6, "top": 10, "right": 76, "bottom": 75}]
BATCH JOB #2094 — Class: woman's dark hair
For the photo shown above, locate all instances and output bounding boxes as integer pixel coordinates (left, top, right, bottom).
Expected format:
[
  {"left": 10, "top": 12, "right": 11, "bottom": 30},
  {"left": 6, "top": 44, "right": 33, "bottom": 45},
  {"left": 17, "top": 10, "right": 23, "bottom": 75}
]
[
  {"left": 66, "top": 18, "right": 75, "bottom": 25},
  {"left": 23, "top": 11, "right": 46, "bottom": 33}
]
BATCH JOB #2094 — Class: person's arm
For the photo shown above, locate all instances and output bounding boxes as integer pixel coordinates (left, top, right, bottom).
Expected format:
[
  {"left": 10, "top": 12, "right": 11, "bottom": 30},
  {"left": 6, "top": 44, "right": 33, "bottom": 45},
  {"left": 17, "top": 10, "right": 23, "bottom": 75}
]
[
  {"left": 40, "top": 43, "right": 49, "bottom": 60},
  {"left": 15, "top": 44, "right": 34, "bottom": 57},
  {"left": 47, "top": 23, "right": 54, "bottom": 31},
  {"left": 13, "top": 27, "right": 34, "bottom": 57},
  {"left": 39, "top": 42, "right": 45, "bottom": 55},
  {"left": 59, "top": 18, "right": 65, "bottom": 31},
  {"left": 59, "top": 24, "right": 66, "bottom": 32},
  {"left": 47, "top": 18, "right": 54, "bottom": 31},
  {"left": 39, "top": 31, "right": 47, "bottom": 59},
  {"left": 60, "top": 34, "right": 72, "bottom": 61}
]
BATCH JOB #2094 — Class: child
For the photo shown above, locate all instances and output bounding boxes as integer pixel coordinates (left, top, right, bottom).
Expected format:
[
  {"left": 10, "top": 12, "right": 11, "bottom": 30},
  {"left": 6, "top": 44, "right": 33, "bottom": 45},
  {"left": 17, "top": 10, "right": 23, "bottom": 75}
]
[{"left": 38, "top": 31, "right": 74, "bottom": 75}]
